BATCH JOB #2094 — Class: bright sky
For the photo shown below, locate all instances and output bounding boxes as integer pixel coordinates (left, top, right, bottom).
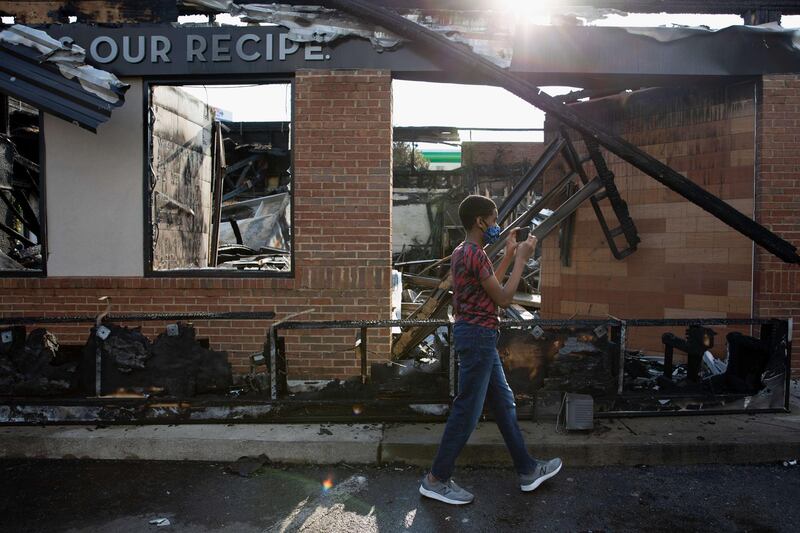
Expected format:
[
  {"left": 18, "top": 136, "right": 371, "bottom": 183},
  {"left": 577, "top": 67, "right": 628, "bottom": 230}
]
[{"left": 180, "top": 84, "right": 292, "bottom": 123}]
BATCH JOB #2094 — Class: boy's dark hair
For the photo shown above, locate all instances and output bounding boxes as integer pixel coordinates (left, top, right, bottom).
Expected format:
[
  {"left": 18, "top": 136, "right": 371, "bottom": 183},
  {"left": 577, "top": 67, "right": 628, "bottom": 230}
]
[{"left": 459, "top": 195, "right": 497, "bottom": 230}]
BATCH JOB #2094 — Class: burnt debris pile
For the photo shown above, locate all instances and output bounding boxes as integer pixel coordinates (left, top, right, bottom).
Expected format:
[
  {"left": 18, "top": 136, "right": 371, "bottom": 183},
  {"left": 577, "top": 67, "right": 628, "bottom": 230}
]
[
  {"left": 81, "top": 322, "right": 232, "bottom": 397},
  {"left": 506, "top": 326, "right": 617, "bottom": 398},
  {"left": 622, "top": 323, "right": 788, "bottom": 412},
  {"left": 0, "top": 327, "right": 77, "bottom": 396}
]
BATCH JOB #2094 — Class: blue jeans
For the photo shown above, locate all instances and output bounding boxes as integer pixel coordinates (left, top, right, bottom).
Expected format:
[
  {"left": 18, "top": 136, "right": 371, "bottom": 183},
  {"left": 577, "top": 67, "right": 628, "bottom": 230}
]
[{"left": 430, "top": 322, "right": 537, "bottom": 480}]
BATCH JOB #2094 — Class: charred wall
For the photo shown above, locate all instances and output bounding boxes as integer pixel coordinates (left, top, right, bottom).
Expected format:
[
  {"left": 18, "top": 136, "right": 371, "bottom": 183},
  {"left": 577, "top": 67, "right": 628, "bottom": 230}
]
[{"left": 541, "top": 81, "right": 758, "bottom": 358}]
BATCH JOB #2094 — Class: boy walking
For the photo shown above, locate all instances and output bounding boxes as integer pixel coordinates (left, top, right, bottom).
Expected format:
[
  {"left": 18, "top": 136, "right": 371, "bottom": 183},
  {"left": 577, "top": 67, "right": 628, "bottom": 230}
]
[{"left": 419, "top": 195, "right": 562, "bottom": 505}]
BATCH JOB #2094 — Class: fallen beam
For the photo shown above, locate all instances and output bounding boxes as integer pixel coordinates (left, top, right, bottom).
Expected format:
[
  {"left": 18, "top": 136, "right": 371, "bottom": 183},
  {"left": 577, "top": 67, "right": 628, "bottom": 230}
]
[{"left": 325, "top": 0, "right": 800, "bottom": 264}]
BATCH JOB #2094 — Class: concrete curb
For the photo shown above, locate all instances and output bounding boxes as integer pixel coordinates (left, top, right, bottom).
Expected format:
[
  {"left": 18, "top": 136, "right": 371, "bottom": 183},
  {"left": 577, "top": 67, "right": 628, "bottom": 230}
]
[
  {"left": 0, "top": 412, "right": 798, "bottom": 467},
  {"left": 0, "top": 423, "right": 383, "bottom": 464},
  {"left": 382, "top": 413, "right": 800, "bottom": 467}
]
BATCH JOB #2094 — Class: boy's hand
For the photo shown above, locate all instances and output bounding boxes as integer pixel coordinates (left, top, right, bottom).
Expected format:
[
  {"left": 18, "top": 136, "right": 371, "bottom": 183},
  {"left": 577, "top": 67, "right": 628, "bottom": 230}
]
[
  {"left": 516, "top": 235, "right": 538, "bottom": 261},
  {"left": 505, "top": 228, "right": 520, "bottom": 256}
]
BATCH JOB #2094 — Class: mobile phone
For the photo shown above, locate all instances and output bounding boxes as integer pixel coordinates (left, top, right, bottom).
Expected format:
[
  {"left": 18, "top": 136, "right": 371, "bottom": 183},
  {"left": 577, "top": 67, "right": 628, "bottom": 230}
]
[{"left": 516, "top": 227, "right": 530, "bottom": 242}]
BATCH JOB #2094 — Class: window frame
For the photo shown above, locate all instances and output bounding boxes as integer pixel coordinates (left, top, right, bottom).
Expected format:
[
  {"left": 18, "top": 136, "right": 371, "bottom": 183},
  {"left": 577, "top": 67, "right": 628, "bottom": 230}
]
[{"left": 141, "top": 76, "right": 295, "bottom": 279}]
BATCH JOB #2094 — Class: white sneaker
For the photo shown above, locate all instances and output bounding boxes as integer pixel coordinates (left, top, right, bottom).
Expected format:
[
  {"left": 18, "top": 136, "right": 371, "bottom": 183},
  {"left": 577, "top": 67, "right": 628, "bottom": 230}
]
[
  {"left": 520, "top": 458, "right": 563, "bottom": 492},
  {"left": 419, "top": 475, "right": 475, "bottom": 505}
]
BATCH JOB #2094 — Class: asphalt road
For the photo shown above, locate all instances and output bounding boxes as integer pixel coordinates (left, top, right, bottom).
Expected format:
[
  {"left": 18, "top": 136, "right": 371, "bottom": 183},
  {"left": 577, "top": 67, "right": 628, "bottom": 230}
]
[{"left": 1, "top": 459, "right": 798, "bottom": 532}]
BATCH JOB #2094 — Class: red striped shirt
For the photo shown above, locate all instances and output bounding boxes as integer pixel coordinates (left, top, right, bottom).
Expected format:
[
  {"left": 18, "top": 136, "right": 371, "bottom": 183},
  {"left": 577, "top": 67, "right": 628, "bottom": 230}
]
[{"left": 451, "top": 241, "right": 498, "bottom": 329}]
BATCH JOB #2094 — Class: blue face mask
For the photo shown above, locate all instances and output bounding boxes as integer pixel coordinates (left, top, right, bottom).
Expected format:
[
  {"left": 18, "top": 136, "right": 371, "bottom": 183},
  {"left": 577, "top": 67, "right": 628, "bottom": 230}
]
[{"left": 483, "top": 223, "right": 501, "bottom": 245}]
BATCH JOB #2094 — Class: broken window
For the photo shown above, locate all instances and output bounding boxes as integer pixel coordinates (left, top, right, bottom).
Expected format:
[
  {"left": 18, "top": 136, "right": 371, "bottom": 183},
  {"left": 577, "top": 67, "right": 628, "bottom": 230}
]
[
  {"left": 0, "top": 95, "right": 43, "bottom": 273},
  {"left": 391, "top": 79, "right": 548, "bottom": 266},
  {"left": 146, "top": 82, "right": 292, "bottom": 275}
]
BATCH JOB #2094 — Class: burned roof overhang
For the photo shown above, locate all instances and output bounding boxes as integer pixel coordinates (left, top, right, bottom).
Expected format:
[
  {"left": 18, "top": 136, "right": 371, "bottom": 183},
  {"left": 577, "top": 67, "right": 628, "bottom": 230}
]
[
  {"left": 184, "top": 1, "right": 800, "bottom": 16},
  {"left": 0, "top": 25, "right": 129, "bottom": 132},
  {"left": 510, "top": 24, "right": 800, "bottom": 81},
  {"left": 358, "top": 1, "right": 800, "bottom": 14},
  {"left": 401, "top": 23, "right": 800, "bottom": 88},
  {"left": 3, "top": 1, "right": 798, "bottom": 22},
  {"left": 0, "top": 45, "right": 113, "bottom": 132},
  {"left": 37, "top": 21, "right": 800, "bottom": 86},
  {"left": 177, "top": 1, "right": 800, "bottom": 77}
]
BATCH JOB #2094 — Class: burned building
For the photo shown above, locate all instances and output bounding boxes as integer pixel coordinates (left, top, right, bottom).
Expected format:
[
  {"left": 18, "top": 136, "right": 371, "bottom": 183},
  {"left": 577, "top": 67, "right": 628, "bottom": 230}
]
[{"left": 0, "top": 1, "right": 798, "bottom": 420}]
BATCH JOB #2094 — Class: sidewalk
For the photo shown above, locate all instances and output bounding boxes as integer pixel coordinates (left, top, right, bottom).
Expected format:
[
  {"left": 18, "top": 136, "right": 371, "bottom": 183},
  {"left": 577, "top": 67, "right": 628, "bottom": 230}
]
[{"left": 1, "top": 399, "right": 798, "bottom": 467}]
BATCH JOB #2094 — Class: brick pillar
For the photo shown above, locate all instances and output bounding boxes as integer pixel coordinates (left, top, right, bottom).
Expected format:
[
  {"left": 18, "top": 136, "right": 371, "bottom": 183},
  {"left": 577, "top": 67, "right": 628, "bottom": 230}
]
[
  {"left": 292, "top": 69, "right": 393, "bottom": 377},
  {"left": 756, "top": 75, "right": 800, "bottom": 375}
]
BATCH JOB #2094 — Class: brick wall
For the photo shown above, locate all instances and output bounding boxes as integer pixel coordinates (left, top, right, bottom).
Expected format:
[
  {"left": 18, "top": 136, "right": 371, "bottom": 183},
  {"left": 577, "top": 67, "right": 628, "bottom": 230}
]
[
  {"left": 755, "top": 75, "right": 800, "bottom": 373},
  {"left": 541, "top": 82, "right": 758, "bottom": 357},
  {"left": 0, "top": 69, "right": 394, "bottom": 380}
]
